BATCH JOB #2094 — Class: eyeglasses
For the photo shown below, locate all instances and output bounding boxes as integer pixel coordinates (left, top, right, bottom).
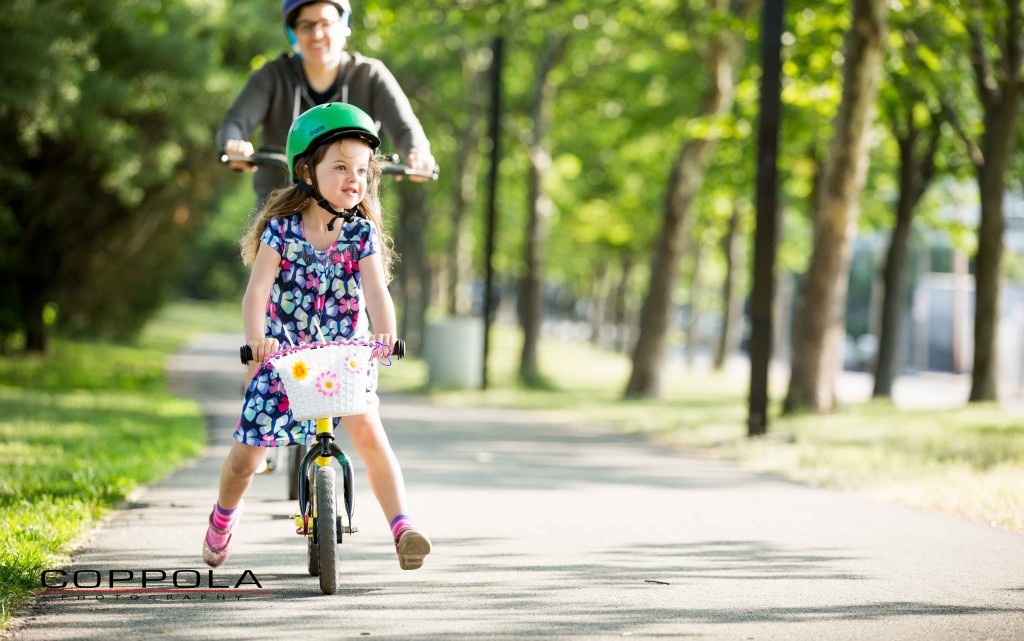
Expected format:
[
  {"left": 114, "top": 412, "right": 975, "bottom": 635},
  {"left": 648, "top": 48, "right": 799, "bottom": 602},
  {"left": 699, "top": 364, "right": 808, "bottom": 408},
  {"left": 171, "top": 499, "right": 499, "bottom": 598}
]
[{"left": 293, "top": 18, "right": 342, "bottom": 36}]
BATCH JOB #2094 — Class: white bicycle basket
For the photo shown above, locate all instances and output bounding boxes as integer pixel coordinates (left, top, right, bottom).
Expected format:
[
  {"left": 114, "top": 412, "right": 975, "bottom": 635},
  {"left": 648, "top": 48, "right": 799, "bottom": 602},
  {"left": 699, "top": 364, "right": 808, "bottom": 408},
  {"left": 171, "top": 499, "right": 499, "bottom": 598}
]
[{"left": 269, "top": 340, "right": 376, "bottom": 420}]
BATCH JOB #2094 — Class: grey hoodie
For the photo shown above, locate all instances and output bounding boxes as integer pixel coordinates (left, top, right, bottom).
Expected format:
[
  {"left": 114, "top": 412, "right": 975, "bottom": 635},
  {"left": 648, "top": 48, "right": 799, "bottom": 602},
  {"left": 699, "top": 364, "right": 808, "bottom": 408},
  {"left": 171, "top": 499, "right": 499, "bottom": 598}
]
[{"left": 217, "top": 50, "right": 431, "bottom": 205}]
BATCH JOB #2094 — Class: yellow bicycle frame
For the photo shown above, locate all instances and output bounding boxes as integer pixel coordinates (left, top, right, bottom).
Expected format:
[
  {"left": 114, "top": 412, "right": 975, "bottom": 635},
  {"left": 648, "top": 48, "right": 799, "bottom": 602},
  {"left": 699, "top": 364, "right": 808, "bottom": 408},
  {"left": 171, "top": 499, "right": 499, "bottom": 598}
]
[
  {"left": 315, "top": 417, "right": 333, "bottom": 467},
  {"left": 297, "top": 417, "right": 335, "bottom": 535}
]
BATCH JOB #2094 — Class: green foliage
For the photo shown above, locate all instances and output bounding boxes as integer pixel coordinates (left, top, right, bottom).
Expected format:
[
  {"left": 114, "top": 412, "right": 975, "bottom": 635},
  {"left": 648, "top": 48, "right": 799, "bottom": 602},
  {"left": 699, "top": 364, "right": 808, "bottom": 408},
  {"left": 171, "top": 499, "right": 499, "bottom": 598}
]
[
  {"left": 178, "top": 181, "right": 253, "bottom": 302},
  {"left": 0, "top": 0, "right": 247, "bottom": 349},
  {"left": 0, "top": 336, "right": 206, "bottom": 626},
  {"left": 1, "top": 0, "right": 1019, "bottom": 377}
]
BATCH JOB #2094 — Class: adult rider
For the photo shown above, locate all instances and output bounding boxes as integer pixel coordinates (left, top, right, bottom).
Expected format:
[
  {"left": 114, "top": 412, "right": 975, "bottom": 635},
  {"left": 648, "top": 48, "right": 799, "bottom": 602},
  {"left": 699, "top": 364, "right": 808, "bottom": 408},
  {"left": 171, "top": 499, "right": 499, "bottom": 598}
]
[{"left": 217, "top": 0, "right": 435, "bottom": 209}]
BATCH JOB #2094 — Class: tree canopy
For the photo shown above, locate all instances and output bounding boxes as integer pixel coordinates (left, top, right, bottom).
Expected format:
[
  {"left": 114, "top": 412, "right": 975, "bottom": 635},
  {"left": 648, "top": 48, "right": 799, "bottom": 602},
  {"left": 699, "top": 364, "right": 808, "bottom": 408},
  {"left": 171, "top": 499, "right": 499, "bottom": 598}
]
[{"left": 2, "top": 0, "right": 1022, "bottom": 424}]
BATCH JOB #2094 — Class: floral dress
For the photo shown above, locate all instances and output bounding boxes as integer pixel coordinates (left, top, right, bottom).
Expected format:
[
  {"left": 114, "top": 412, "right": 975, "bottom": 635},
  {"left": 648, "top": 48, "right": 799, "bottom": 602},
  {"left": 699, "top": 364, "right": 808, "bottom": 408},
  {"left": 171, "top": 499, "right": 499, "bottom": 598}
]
[{"left": 234, "top": 213, "right": 380, "bottom": 447}]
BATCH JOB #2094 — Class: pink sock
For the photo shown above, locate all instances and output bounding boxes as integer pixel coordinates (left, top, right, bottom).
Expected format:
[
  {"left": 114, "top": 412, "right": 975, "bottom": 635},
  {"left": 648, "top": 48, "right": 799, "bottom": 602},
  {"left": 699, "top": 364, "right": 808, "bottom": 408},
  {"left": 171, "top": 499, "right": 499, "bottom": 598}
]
[
  {"left": 390, "top": 514, "right": 413, "bottom": 542},
  {"left": 211, "top": 503, "right": 238, "bottom": 529},
  {"left": 207, "top": 503, "right": 238, "bottom": 549}
]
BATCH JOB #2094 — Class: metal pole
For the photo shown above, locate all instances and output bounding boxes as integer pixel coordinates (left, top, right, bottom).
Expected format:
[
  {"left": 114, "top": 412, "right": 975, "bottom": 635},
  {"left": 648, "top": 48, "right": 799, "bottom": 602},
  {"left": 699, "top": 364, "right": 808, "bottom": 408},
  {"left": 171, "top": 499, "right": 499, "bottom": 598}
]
[
  {"left": 482, "top": 35, "right": 504, "bottom": 389},
  {"left": 748, "top": 0, "right": 784, "bottom": 436}
]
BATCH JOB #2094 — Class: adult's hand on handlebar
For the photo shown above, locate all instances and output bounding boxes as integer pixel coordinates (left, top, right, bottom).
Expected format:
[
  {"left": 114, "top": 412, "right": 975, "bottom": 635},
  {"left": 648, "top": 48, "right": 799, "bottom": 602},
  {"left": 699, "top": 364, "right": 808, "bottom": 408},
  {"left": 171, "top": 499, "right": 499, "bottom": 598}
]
[
  {"left": 400, "top": 152, "right": 436, "bottom": 183},
  {"left": 224, "top": 139, "right": 257, "bottom": 173}
]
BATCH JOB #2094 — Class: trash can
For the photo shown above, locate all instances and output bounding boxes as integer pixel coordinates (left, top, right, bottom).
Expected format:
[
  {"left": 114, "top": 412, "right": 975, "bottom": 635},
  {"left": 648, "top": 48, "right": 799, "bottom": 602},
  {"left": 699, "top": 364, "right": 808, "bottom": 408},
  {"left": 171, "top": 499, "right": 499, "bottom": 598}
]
[{"left": 424, "top": 317, "right": 484, "bottom": 389}]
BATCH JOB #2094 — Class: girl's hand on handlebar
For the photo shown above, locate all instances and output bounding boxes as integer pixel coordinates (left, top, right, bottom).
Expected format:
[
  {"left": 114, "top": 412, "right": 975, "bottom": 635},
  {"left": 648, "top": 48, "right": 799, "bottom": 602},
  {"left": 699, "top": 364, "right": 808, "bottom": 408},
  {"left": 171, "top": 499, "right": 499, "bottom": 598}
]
[
  {"left": 224, "top": 139, "right": 257, "bottom": 173},
  {"left": 371, "top": 334, "right": 406, "bottom": 360},
  {"left": 400, "top": 152, "right": 436, "bottom": 183},
  {"left": 371, "top": 334, "right": 397, "bottom": 359},
  {"left": 247, "top": 337, "right": 280, "bottom": 363}
]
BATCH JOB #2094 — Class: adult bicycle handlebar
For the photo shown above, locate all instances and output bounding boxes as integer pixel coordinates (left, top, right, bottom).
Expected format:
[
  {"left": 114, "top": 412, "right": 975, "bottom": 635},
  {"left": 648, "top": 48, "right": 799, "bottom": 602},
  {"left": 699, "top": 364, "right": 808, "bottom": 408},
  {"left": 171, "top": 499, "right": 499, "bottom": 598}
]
[{"left": 220, "top": 149, "right": 439, "bottom": 181}]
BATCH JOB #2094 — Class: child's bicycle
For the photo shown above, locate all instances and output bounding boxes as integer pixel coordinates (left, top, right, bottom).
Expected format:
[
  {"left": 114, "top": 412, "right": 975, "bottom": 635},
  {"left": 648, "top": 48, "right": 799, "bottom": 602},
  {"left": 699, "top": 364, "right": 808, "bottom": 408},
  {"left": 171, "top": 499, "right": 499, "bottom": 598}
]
[
  {"left": 224, "top": 147, "right": 436, "bottom": 500},
  {"left": 240, "top": 337, "right": 405, "bottom": 595}
]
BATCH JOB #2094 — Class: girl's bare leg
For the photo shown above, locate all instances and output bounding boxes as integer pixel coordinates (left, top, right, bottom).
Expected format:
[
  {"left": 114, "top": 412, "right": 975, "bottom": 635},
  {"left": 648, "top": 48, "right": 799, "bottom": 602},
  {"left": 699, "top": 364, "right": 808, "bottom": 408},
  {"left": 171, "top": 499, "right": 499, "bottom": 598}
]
[
  {"left": 340, "top": 408, "right": 408, "bottom": 521},
  {"left": 341, "top": 408, "right": 429, "bottom": 569},
  {"left": 204, "top": 441, "right": 265, "bottom": 567},
  {"left": 217, "top": 442, "right": 266, "bottom": 509}
]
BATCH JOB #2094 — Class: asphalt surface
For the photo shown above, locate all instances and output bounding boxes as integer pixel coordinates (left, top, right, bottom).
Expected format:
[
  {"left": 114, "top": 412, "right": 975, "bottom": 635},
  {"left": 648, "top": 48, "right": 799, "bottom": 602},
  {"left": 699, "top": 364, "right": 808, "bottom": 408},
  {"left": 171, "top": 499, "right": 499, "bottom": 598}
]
[{"left": 9, "top": 334, "right": 1024, "bottom": 640}]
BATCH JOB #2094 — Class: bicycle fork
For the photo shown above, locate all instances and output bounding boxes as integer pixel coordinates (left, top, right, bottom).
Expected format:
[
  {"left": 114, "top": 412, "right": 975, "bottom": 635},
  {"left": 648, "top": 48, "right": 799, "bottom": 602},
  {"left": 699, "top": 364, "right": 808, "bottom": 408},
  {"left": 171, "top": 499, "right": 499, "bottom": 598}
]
[{"left": 296, "top": 417, "right": 356, "bottom": 537}]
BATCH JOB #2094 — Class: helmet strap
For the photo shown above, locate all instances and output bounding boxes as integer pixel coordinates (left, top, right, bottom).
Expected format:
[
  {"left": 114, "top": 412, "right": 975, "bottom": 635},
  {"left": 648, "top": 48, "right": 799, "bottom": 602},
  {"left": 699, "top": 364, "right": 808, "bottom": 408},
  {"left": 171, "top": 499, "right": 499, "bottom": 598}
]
[
  {"left": 295, "top": 181, "right": 356, "bottom": 231},
  {"left": 285, "top": 27, "right": 300, "bottom": 56}
]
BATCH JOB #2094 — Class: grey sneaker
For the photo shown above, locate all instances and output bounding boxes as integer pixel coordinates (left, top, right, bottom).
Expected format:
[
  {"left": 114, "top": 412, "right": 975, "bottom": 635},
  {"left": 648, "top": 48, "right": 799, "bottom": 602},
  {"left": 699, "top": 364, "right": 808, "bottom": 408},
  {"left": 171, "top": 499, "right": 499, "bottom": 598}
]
[{"left": 396, "top": 528, "right": 431, "bottom": 570}]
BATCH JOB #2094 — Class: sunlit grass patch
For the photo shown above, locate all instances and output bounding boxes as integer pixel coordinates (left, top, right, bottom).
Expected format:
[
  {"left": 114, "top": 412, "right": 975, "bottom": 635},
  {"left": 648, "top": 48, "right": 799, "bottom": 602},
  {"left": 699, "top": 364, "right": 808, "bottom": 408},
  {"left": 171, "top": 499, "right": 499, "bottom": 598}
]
[
  {"left": 0, "top": 300, "right": 218, "bottom": 628},
  {"left": 137, "top": 298, "right": 240, "bottom": 352}
]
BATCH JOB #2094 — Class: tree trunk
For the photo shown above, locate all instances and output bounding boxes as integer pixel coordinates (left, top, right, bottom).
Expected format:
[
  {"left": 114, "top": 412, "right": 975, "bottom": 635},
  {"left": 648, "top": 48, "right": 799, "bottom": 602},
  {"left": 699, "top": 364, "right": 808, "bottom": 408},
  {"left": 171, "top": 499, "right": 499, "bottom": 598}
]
[
  {"left": 23, "top": 286, "right": 48, "bottom": 354},
  {"left": 625, "top": 1, "right": 758, "bottom": 398},
  {"left": 748, "top": 0, "right": 784, "bottom": 435},
  {"left": 714, "top": 202, "right": 744, "bottom": 370},
  {"left": 784, "top": 0, "right": 889, "bottom": 414},
  {"left": 395, "top": 183, "right": 430, "bottom": 354},
  {"left": 447, "top": 59, "right": 485, "bottom": 318},
  {"left": 685, "top": 240, "right": 704, "bottom": 368},
  {"left": 967, "top": 0, "right": 1023, "bottom": 402},
  {"left": 872, "top": 106, "right": 939, "bottom": 398},
  {"left": 519, "top": 35, "right": 569, "bottom": 386},
  {"left": 589, "top": 263, "right": 610, "bottom": 347},
  {"left": 613, "top": 254, "right": 635, "bottom": 353}
]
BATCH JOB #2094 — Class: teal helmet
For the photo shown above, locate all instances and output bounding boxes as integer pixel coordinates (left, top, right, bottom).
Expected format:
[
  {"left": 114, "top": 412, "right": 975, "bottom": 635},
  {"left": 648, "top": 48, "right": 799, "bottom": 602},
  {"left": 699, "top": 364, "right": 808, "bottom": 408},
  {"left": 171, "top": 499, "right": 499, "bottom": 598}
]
[
  {"left": 282, "top": 0, "right": 351, "bottom": 30},
  {"left": 281, "top": 0, "right": 352, "bottom": 52},
  {"left": 286, "top": 103, "right": 381, "bottom": 182}
]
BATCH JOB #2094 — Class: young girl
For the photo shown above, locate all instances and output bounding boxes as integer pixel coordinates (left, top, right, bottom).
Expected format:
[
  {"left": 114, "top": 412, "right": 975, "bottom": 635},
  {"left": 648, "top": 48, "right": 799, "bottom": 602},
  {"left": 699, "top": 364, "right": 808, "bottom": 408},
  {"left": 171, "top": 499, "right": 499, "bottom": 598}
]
[{"left": 203, "top": 102, "right": 430, "bottom": 571}]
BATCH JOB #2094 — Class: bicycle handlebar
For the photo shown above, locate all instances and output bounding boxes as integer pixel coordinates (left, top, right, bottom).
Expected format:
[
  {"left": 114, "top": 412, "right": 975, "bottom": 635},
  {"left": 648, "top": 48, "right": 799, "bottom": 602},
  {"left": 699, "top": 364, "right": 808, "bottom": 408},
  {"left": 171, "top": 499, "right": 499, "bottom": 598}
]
[
  {"left": 240, "top": 340, "right": 405, "bottom": 364},
  {"left": 220, "top": 150, "right": 439, "bottom": 180}
]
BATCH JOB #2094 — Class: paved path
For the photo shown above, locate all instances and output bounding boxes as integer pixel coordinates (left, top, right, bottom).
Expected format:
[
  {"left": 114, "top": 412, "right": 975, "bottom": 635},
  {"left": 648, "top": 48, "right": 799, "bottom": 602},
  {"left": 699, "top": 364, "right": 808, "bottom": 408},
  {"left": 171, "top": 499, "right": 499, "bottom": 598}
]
[{"left": 10, "top": 335, "right": 1024, "bottom": 640}]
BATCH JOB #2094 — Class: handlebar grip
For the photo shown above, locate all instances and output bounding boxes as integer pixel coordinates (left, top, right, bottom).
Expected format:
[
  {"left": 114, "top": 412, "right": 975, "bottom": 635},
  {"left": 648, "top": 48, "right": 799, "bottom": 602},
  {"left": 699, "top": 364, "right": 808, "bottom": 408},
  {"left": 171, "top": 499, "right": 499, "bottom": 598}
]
[
  {"left": 240, "top": 345, "right": 254, "bottom": 364},
  {"left": 221, "top": 151, "right": 289, "bottom": 171},
  {"left": 378, "top": 160, "right": 440, "bottom": 180},
  {"left": 393, "top": 339, "right": 405, "bottom": 360}
]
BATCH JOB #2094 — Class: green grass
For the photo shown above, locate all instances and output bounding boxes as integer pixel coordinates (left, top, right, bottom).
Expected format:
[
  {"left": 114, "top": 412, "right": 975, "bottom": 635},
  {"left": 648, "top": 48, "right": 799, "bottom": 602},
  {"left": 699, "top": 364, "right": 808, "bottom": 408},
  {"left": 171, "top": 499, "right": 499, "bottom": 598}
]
[
  {"left": 380, "top": 324, "right": 1024, "bottom": 534},
  {"left": 0, "top": 300, "right": 231, "bottom": 626},
  {"left": 137, "top": 298, "right": 241, "bottom": 352}
]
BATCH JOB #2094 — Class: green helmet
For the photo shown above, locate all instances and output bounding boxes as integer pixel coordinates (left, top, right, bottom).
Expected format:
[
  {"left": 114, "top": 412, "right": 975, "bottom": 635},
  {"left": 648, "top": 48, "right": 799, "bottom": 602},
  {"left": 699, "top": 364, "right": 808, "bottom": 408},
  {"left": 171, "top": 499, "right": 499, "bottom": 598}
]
[{"left": 286, "top": 103, "right": 381, "bottom": 182}]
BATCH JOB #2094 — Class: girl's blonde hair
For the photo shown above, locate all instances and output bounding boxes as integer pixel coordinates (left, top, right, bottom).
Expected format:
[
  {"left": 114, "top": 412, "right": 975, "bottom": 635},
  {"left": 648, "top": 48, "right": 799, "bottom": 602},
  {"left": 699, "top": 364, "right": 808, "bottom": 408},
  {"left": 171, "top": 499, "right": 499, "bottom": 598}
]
[{"left": 240, "top": 141, "right": 394, "bottom": 281}]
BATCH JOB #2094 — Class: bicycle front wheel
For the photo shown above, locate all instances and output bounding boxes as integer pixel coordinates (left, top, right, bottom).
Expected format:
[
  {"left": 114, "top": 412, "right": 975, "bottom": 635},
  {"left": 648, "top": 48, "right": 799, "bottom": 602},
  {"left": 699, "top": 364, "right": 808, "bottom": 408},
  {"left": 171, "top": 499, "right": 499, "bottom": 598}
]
[{"left": 315, "top": 466, "right": 339, "bottom": 594}]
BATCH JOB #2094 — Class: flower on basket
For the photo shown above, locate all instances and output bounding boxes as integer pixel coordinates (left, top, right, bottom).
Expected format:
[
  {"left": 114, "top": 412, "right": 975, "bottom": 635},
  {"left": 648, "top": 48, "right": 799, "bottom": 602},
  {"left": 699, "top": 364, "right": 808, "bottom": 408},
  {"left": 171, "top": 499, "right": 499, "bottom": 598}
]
[
  {"left": 315, "top": 371, "right": 341, "bottom": 397},
  {"left": 343, "top": 352, "right": 364, "bottom": 374},
  {"left": 291, "top": 360, "right": 309, "bottom": 381}
]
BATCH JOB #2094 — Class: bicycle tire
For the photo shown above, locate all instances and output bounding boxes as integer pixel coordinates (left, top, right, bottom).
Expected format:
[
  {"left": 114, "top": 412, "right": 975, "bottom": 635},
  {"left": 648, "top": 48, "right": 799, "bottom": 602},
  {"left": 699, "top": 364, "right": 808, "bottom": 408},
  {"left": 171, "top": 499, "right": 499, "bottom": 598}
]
[
  {"left": 306, "top": 460, "right": 319, "bottom": 576},
  {"left": 315, "top": 466, "right": 340, "bottom": 594},
  {"left": 307, "top": 535, "right": 320, "bottom": 576}
]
